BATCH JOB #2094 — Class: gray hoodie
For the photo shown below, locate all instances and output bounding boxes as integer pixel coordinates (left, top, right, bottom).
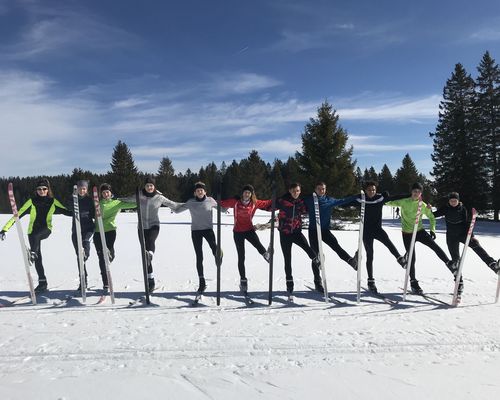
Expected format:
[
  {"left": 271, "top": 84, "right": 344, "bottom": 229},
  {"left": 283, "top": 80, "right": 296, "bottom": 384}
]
[
  {"left": 176, "top": 196, "right": 219, "bottom": 231},
  {"left": 138, "top": 191, "right": 183, "bottom": 230}
]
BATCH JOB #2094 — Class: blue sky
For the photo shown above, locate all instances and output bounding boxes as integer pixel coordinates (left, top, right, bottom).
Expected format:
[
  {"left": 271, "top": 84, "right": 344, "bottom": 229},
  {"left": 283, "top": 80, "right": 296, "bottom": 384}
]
[{"left": 1, "top": 0, "right": 499, "bottom": 178}]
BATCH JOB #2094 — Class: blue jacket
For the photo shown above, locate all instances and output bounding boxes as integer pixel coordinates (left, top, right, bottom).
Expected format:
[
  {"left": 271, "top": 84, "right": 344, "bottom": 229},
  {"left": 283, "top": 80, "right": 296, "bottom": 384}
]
[{"left": 304, "top": 194, "right": 357, "bottom": 230}]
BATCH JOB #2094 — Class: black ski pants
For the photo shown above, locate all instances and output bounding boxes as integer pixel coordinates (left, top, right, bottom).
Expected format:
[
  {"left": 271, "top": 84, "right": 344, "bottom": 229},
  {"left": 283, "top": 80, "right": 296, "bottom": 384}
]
[
  {"left": 280, "top": 231, "right": 317, "bottom": 281},
  {"left": 308, "top": 228, "right": 353, "bottom": 279},
  {"left": 93, "top": 230, "right": 117, "bottom": 287},
  {"left": 447, "top": 233, "right": 495, "bottom": 266},
  {"left": 234, "top": 230, "right": 267, "bottom": 280},
  {"left": 191, "top": 229, "right": 217, "bottom": 278},
  {"left": 137, "top": 225, "right": 160, "bottom": 274},
  {"left": 363, "top": 228, "right": 402, "bottom": 280},
  {"left": 28, "top": 227, "right": 51, "bottom": 281},
  {"left": 71, "top": 229, "right": 93, "bottom": 282},
  {"left": 402, "top": 230, "right": 450, "bottom": 281}
]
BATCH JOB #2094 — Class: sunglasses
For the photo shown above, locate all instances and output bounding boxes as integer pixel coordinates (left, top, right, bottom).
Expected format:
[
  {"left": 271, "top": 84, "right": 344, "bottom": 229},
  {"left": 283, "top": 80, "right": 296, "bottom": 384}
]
[{"left": 37, "top": 187, "right": 48, "bottom": 191}]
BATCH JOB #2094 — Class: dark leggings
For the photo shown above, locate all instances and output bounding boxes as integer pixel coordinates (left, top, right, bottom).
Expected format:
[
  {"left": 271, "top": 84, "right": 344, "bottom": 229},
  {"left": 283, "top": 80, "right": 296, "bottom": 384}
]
[
  {"left": 447, "top": 233, "right": 495, "bottom": 266},
  {"left": 402, "top": 230, "right": 450, "bottom": 281},
  {"left": 137, "top": 225, "right": 160, "bottom": 274},
  {"left": 363, "top": 228, "right": 402, "bottom": 280},
  {"left": 234, "top": 230, "right": 267, "bottom": 279},
  {"left": 280, "top": 231, "right": 317, "bottom": 281},
  {"left": 93, "top": 230, "right": 117, "bottom": 286},
  {"left": 28, "top": 227, "right": 51, "bottom": 281},
  {"left": 71, "top": 230, "right": 93, "bottom": 280},
  {"left": 191, "top": 229, "right": 217, "bottom": 278},
  {"left": 308, "top": 228, "right": 353, "bottom": 279}
]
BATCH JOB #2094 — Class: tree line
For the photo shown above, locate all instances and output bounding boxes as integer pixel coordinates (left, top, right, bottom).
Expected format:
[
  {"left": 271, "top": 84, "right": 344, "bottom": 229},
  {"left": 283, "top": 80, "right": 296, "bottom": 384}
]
[{"left": 1, "top": 51, "right": 498, "bottom": 219}]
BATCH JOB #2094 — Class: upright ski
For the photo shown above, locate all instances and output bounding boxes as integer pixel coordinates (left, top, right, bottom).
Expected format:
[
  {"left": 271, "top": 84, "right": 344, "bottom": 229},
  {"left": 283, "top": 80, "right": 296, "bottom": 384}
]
[
  {"left": 496, "top": 270, "right": 500, "bottom": 304},
  {"left": 7, "top": 183, "right": 36, "bottom": 305},
  {"left": 402, "top": 195, "right": 423, "bottom": 301},
  {"left": 312, "top": 192, "right": 328, "bottom": 303},
  {"left": 451, "top": 208, "right": 477, "bottom": 306},
  {"left": 356, "top": 190, "right": 366, "bottom": 304},
  {"left": 268, "top": 183, "right": 277, "bottom": 305},
  {"left": 215, "top": 182, "right": 222, "bottom": 306},
  {"left": 72, "top": 185, "right": 86, "bottom": 303},
  {"left": 92, "top": 186, "right": 115, "bottom": 304},
  {"left": 136, "top": 187, "right": 151, "bottom": 305}
]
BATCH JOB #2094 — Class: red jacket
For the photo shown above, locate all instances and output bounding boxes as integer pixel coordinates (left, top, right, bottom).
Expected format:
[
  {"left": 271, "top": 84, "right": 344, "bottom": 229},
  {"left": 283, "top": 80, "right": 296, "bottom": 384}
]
[{"left": 220, "top": 198, "right": 272, "bottom": 232}]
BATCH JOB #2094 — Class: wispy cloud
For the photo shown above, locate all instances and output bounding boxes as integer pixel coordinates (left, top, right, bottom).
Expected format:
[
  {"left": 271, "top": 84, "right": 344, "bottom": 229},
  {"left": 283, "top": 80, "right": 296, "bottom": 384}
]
[
  {"left": 208, "top": 72, "right": 282, "bottom": 95},
  {"left": 469, "top": 27, "right": 500, "bottom": 42}
]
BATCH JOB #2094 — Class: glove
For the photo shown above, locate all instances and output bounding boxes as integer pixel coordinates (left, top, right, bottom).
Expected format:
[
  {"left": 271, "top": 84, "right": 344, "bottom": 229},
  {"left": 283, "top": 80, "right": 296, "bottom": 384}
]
[
  {"left": 0, "top": 230, "right": 5, "bottom": 241},
  {"left": 430, "top": 231, "right": 436, "bottom": 240}
]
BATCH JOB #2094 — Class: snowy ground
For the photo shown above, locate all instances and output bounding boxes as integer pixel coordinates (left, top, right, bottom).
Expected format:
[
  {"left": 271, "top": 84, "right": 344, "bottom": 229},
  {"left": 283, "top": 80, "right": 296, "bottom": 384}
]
[{"left": 0, "top": 208, "right": 499, "bottom": 400}]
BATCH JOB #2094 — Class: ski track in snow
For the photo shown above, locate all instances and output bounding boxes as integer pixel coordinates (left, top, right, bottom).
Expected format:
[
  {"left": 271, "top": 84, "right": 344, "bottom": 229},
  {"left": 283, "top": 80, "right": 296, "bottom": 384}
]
[{"left": 0, "top": 210, "right": 499, "bottom": 399}]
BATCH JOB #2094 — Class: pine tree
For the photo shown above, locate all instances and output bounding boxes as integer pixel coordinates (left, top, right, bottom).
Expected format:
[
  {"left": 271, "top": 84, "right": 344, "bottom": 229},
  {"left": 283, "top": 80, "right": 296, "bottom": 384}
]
[
  {"left": 430, "top": 63, "right": 489, "bottom": 210},
  {"left": 239, "top": 150, "right": 271, "bottom": 197},
  {"left": 108, "top": 141, "right": 140, "bottom": 196},
  {"left": 393, "top": 154, "right": 420, "bottom": 193},
  {"left": 270, "top": 159, "right": 286, "bottom": 197},
  {"left": 363, "top": 167, "right": 378, "bottom": 183},
  {"left": 177, "top": 169, "right": 199, "bottom": 201},
  {"left": 378, "top": 164, "right": 394, "bottom": 193},
  {"left": 156, "top": 157, "right": 179, "bottom": 200},
  {"left": 476, "top": 51, "right": 500, "bottom": 219},
  {"left": 295, "top": 101, "right": 356, "bottom": 196}
]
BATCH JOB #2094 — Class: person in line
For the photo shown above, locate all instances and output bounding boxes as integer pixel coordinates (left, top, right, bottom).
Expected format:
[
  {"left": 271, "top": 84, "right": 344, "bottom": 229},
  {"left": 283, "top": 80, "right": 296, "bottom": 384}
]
[
  {"left": 276, "top": 182, "right": 320, "bottom": 296},
  {"left": 220, "top": 184, "right": 272, "bottom": 294},
  {"left": 1, "top": 178, "right": 72, "bottom": 293},
  {"left": 94, "top": 183, "right": 136, "bottom": 292},
  {"left": 303, "top": 181, "right": 358, "bottom": 292},
  {"left": 137, "top": 175, "right": 182, "bottom": 292},
  {"left": 386, "top": 182, "right": 457, "bottom": 294},
  {"left": 433, "top": 192, "right": 499, "bottom": 276}
]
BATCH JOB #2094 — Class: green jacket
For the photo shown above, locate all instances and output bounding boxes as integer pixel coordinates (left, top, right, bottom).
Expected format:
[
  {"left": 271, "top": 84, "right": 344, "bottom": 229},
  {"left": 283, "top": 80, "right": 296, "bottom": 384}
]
[
  {"left": 386, "top": 197, "right": 436, "bottom": 233},
  {"left": 96, "top": 198, "right": 136, "bottom": 233},
  {"left": 2, "top": 197, "right": 69, "bottom": 234}
]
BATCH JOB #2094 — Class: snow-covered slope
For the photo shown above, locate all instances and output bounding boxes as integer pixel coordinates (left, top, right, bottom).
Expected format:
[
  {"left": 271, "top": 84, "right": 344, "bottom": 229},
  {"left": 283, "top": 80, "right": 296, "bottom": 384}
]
[{"left": 0, "top": 208, "right": 499, "bottom": 399}]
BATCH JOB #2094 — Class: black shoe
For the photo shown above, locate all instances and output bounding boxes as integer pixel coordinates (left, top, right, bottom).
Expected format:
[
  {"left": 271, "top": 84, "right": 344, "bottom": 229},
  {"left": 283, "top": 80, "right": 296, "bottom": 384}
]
[
  {"left": 367, "top": 279, "right": 378, "bottom": 293},
  {"left": 410, "top": 279, "right": 423, "bottom": 295},
  {"left": 197, "top": 277, "right": 207, "bottom": 294},
  {"left": 77, "top": 282, "right": 88, "bottom": 291},
  {"left": 314, "top": 279, "right": 325, "bottom": 293},
  {"left": 103, "top": 285, "right": 110, "bottom": 295},
  {"left": 148, "top": 278, "right": 155, "bottom": 292},
  {"left": 286, "top": 279, "right": 294, "bottom": 294},
  {"left": 348, "top": 252, "right": 358, "bottom": 271},
  {"left": 34, "top": 280, "right": 47, "bottom": 293},
  {"left": 239, "top": 278, "right": 248, "bottom": 294},
  {"left": 397, "top": 255, "right": 407, "bottom": 269}
]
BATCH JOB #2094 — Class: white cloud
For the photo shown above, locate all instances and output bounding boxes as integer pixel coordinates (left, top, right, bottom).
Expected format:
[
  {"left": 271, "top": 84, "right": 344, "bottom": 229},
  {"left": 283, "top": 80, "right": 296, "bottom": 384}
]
[
  {"left": 469, "top": 28, "right": 500, "bottom": 42},
  {"left": 208, "top": 72, "right": 282, "bottom": 95}
]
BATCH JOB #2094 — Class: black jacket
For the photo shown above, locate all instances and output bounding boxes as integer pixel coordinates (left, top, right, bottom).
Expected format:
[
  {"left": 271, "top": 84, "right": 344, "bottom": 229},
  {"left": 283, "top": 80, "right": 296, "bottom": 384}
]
[{"left": 433, "top": 203, "right": 468, "bottom": 236}]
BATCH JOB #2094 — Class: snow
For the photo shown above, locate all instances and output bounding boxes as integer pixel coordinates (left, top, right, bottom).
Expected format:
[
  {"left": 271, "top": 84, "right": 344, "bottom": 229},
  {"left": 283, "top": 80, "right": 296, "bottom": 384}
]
[{"left": 0, "top": 207, "right": 499, "bottom": 400}]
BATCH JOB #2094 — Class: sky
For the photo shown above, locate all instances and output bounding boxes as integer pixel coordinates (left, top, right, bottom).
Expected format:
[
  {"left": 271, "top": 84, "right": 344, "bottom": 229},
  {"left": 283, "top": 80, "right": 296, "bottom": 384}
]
[{"left": 1, "top": 0, "right": 499, "bottom": 179}]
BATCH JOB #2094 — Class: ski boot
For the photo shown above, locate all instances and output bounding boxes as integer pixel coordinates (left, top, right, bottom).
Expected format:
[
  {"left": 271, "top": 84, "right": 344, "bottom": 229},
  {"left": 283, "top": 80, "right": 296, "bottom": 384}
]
[
  {"left": 197, "top": 277, "right": 207, "bottom": 294},
  {"left": 239, "top": 278, "right": 248, "bottom": 294},
  {"left": 102, "top": 285, "right": 110, "bottom": 295},
  {"left": 367, "top": 279, "right": 378, "bottom": 293},
  {"left": 410, "top": 279, "right": 423, "bottom": 295},
  {"left": 286, "top": 279, "right": 294, "bottom": 295},
  {"left": 148, "top": 277, "right": 155, "bottom": 292},
  {"left": 34, "top": 280, "right": 47, "bottom": 294},
  {"left": 348, "top": 251, "right": 358, "bottom": 271},
  {"left": 446, "top": 260, "right": 458, "bottom": 276}
]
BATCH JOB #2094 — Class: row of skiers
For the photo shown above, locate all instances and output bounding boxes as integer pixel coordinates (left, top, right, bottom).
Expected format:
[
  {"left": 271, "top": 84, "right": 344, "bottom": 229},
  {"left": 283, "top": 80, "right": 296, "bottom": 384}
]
[{"left": 1, "top": 178, "right": 499, "bottom": 298}]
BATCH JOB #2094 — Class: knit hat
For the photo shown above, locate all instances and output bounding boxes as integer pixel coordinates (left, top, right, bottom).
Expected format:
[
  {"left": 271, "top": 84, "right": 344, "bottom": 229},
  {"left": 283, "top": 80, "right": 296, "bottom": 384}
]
[
  {"left": 100, "top": 183, "right": 112, "bottom": 192},
  {"left": 144, "top": 175, "right": 156, "bottom": 186},
  {"left": 411, "top": 182, "right": 423, "bottom": 191},
  {"left": 448, "top": 192, "right": 460, "bottom": 201},
  {"left": 76, "top": 180, "right": 89, "bottom": 189},
  {"left": 194, "top": 182, "right": 206, "bottom": 190},
  {"left": 36, "top": 178, "right": 50, "bottom": 188},
  {"left": 242, "top": 184, "right": 255, "bottom": 194}
]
